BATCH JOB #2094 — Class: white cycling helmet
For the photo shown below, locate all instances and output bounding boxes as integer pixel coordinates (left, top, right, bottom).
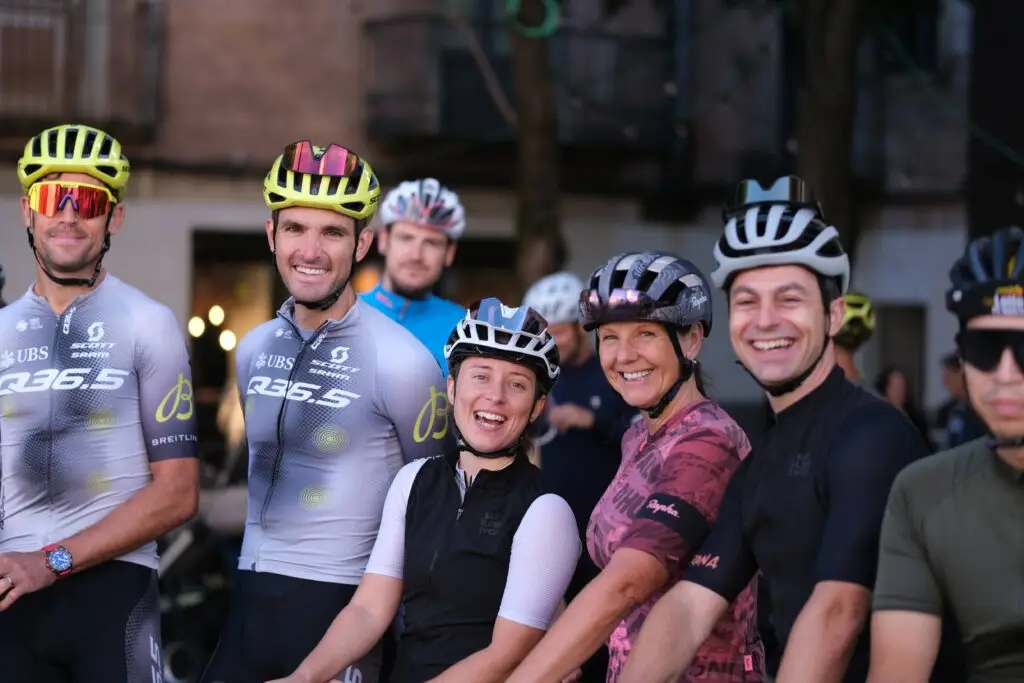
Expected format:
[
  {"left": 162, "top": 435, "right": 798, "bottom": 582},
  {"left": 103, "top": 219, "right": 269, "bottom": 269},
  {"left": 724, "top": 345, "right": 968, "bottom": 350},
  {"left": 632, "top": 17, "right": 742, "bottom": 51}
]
[
  {"left": 710, "top": 177, "right": 850, "bottom": 294},
  {"left": 522, "top": 271, "right": 585, "bottom": 325},
  {"left": 379, "top": 178, "right": 466, "bottom": 240},
  {"left": 444, "top": 297, "right": 560, "bottom": 394}
]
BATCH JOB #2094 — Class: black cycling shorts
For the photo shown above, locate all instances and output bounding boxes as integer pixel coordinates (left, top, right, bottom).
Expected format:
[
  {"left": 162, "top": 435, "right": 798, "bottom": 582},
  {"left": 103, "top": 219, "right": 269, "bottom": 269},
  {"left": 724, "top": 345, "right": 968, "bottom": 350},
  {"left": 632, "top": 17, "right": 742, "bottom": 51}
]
[
  {"left": 0, "top": 559, "right": 161, "bottom": 683},
  {"left": 201, "top": 570, "right": 382, "bottom": 683}
]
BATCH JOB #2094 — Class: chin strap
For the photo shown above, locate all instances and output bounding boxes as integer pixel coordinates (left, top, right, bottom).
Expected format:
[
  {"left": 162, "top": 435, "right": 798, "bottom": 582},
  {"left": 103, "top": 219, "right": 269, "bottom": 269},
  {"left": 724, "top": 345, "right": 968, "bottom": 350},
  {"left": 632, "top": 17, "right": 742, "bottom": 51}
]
[
  {"left": 739, "top": 309, "right": 833, "bottom": 398},
  {"left": 451, "top": 385, "right": 542, "bottom": 459},
  {"left": 642, "top": 324, "right": 695, "bottom": 419},
  {"left": 986, "top": 434, "right": 1024, "bottom": 449},
  {"left": 274, "top": 237, "right": 356, "bottom": 312},
  {"left": 26, "top": 221, "right": 110, "bottom": 289}
]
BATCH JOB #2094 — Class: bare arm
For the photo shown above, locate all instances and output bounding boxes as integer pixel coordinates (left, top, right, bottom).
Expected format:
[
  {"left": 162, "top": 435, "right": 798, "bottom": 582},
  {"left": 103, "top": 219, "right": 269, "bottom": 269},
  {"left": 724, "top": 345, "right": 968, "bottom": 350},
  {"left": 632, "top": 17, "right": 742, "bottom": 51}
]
[
  {"left": 866, "top": 611, "right": 941, "bottom": 683},
  {"left": 429, "top": 618, "right": 545, "bottom": 683},
  {"left": 293, "top": 573, "right": 403, "bottom": 683},
  {"left": 506, "top": 548, "right": 669, "bottom": 683},
  {"left": 64, "top": 458, "right": 198, "bottom": 571},
  {"left": 618, "top": 581, "right": 729, "bottom": 683},
  {"left": 775, "top": 581, "right": 870, "bottom": 683}
]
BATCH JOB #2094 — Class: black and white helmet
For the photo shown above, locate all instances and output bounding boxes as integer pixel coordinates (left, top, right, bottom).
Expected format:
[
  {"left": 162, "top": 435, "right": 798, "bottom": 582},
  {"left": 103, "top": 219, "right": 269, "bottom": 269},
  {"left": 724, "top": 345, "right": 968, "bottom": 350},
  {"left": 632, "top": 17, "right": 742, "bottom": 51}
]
[
  {"left": 379, "top": 177, "right": 466, "bottom": 240},
  {"left": 444, "top": 298, "right": 560, "bottom": 394},
  {"left": 523, "top": 271, "right": 585, "bottom": 325},
  {"left": 711, "top": 176, "right": 850, "bottom": 294},
  {"left": 579, "top": 251, "right": 713, "bottom": 336}
]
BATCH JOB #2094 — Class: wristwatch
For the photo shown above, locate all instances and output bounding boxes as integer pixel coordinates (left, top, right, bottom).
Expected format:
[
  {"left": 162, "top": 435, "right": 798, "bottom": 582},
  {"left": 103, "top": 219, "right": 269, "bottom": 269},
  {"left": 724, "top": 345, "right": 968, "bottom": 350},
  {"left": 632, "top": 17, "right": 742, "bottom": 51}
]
[{"left": 43, "top": 544, "right": 73, "bottom": 577}]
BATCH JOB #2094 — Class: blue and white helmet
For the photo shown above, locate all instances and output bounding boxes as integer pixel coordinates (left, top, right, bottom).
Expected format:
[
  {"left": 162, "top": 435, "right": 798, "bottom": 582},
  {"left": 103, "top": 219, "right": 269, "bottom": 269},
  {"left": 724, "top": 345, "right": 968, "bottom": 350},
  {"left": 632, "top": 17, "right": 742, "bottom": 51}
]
[
  {"left": 444, "top": 297, "right": 561, "bottom": 393},
  {"left": 522, "top": 271, "right": 585, "bottom": 325}
]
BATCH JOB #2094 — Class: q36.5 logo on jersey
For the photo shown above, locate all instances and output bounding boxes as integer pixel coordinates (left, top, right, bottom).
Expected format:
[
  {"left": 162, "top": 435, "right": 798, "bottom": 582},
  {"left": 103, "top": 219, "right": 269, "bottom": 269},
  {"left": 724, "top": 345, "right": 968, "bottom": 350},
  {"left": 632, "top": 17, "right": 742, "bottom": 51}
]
[
  {"left": 0, "top": 367, "right": 129, "bottom": 395},
  {"left": 246, "top": 376, "right": 360, "bottom": 409}
]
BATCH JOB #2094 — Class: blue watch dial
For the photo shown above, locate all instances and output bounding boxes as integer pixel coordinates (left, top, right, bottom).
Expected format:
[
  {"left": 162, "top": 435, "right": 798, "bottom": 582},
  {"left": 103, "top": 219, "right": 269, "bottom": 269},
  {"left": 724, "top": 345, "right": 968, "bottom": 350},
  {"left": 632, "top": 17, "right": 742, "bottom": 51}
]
[{"left": 47, "top": 547, "right": 72, "bottom": 572}]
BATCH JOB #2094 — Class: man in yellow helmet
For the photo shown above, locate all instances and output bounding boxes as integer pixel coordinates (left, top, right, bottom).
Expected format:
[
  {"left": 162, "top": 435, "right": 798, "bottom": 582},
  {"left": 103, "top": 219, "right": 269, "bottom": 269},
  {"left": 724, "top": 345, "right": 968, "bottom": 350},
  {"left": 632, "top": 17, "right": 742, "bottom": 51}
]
[
  {"left": 200, "top": 141, "right": 454, "bottom": 683},
  {"left": 0, "top": 124, "right": 200, "bottom": 682},
  {"left": 834, "top": 291, "right": 876, "bottom": 383}
]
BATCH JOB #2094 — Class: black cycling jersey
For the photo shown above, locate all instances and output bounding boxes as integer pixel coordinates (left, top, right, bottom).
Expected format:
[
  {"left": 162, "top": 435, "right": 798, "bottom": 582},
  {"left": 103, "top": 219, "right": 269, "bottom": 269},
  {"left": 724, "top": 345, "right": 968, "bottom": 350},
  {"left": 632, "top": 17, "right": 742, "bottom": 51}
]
[
  {"left": 685, "top": 367, "right": 933, "bottom": 683},
  {"left": 0, "top": 561, "right": 160, "bottom": 683}
]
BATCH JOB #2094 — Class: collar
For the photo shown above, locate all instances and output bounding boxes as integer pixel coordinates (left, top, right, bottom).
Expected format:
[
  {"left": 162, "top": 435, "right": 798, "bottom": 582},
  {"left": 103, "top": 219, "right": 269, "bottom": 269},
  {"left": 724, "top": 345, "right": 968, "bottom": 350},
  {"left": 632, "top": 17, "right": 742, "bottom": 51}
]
[
  {"left": 774, "top": 365, "right": 847, "bottom": 425},
  {"left": 445, "top": 450, "right": 530, "bottom": 489},
  {"left": 990, "top": 449, "right": 1024, "bottom": 486},
  {"left": 369, "top": 284, "right": 436, "bottom": 317},
  {"left": 26, "top": 272, "right": 117, "bottom": 309},
  {"left": 275, "top": 296, "right": 362, "bottom": 340}
]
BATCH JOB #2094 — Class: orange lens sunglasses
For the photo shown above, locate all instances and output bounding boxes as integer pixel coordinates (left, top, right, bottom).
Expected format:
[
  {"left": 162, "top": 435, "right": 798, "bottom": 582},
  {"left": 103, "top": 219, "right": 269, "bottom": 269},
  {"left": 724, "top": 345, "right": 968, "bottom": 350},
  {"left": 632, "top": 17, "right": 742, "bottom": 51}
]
[{"left": 28, "top": 182, "right": 115, "bottom": 219}]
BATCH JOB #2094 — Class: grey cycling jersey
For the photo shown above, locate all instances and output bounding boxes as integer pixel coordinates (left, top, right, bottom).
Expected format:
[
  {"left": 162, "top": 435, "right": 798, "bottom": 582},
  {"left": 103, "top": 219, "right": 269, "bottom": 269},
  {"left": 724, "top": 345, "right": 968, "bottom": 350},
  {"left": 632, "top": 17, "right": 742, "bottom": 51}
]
[
  {"left": 236, "top": 298, "right": 455, "bottom": 584},
  {"left": 0, "top": 275, "right": 198, "bottom": 569}
]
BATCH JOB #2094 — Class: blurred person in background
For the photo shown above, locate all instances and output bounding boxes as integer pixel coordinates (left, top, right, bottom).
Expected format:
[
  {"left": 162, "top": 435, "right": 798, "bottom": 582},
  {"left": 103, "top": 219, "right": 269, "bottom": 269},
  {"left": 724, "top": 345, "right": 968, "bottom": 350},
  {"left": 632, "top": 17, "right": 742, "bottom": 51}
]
[
  {"left": 200, "top": 141, "right": 453, "bottom": 683},
  {"left": 0, "top": 124, "right": 200, "bottom": 682},
  {"left": 361, "top": 178, "right": 468, "bottom": 371},
  {"left": 875, "top": 366, "right": 934, "bottom": 450},
  {"left": 507, "top": 251, "right": 762, "bottom": 683},
  {"left": 834, "top": 291, "right": 876, "bottom": 385},
  {"left": 0, "top": 263, "right": 6, "bottom": 307},
  {"left": 522, "top": 271, "right": 636, "bottom": 682},
  {"left": 867, "top": 226, "right": 1024, "bottom": 681},
  {"left": 269, "top": 298, "right": 581, "bottom": 683},
  {"left": 936, "top": 352, "right": 987, "bottom": 449}
]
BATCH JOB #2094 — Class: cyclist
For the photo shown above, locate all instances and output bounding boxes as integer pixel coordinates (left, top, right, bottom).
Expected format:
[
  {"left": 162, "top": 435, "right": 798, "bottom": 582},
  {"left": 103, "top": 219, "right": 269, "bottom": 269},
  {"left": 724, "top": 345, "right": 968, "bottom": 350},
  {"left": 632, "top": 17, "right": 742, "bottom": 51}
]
[
  {"left": 0, "top": 124, "right": 200, "bottom": 682},
  {"left": 268, "top": 297, "right": 580, "bottom": 683},
  {"left": 618, "top": 176, "right": 934, "bottom": 683},
  {"left": 868, "top": 225, "right": 1024, "bottom": 681},
  {"left": 508, "top": 251, "right": 762, "bottom": 683},
  {"left": 199, "top": 142, "right": 455, "bottom": 683},
  {"left": 361, "top": 178, "right": 467, "bottom": 370},
  {"left": 522, "top": 270, "right": 636, "bottom": 681},
  {"left": 834, "top": 291, "right": 876, "bottom": 384}
]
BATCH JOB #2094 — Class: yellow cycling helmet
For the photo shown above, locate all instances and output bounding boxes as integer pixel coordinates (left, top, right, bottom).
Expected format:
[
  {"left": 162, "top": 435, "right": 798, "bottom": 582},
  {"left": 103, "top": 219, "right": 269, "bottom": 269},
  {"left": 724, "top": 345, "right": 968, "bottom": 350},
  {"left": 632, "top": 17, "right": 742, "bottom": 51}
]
[
  {"left": 835, "top": 291, "right": 876, "bottom": 350},
  {"left": 18, "top": 124, "right": 131, "bottom": 201},
  {"left": 263, "top": 141, "right": 380, "bottom": 221}
]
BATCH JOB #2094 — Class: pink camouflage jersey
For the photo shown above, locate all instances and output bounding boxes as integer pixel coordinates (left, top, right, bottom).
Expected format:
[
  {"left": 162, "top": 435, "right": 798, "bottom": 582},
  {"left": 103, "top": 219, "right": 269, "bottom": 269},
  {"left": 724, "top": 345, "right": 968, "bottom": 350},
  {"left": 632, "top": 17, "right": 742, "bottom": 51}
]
[{"left": 587, "top": 399, "right": 764, "bottom": 682}]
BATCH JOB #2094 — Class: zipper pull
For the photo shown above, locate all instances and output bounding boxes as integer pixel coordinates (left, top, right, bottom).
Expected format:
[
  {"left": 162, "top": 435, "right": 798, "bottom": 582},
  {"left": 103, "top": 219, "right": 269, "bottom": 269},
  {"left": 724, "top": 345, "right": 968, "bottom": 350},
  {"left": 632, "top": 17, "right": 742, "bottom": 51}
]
[{"left": 456, "top": 506, "right": 463, "bottom": 521}]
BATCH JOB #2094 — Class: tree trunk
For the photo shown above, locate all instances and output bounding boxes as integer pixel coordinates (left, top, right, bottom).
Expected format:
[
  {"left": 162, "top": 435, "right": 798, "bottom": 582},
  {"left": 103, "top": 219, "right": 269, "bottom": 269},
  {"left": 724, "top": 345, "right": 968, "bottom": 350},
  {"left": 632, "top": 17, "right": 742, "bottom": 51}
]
[
  {"left": 510, "top": 0, "right": 566, "bottom": 293},
  {"left": 795, "top": 0, "right": 867, "bottom": 265}
]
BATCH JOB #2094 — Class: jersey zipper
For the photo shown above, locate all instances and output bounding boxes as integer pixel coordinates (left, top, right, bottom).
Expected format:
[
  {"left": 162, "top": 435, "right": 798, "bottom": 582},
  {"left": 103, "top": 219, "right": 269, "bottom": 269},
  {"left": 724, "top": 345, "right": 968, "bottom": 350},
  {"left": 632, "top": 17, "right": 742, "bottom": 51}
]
[
  {"left": 258, "top": 320, "right": 327, "bottom": 527},
  {"left": 427, "top": 471, "right": 475, "bottom": 588},
  {"left": 46, "top": 313, "right": 64, "bottom": 513}
]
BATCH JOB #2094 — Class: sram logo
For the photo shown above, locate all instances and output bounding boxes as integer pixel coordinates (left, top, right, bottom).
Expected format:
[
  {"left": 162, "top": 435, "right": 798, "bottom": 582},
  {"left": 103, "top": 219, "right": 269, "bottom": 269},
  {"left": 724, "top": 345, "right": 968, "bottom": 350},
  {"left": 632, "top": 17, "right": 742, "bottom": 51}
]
[
  {"left": 246, "top": 376, "right": 360, "bottom": 409},
  {"left": 0, "top": 368, "right": 129, "bottom": 395}
]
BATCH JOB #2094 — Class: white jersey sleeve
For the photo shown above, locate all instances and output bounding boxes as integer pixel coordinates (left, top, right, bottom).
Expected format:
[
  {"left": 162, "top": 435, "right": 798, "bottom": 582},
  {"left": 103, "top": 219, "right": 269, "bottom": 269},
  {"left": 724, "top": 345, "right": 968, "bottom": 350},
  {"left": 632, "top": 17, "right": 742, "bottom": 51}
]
[
  {"left": 364, "top": 458, "right": 428, "bottom": 579},
  {"left": 498, "top": 493, "right": 581, "bottom": 630}
]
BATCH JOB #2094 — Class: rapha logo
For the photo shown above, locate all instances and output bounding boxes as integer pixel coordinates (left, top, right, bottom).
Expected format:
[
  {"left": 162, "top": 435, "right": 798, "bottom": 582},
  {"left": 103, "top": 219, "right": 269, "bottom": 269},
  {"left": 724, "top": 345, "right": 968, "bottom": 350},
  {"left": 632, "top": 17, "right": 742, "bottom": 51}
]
[{"left": 646, "top": 498, "right": 680, "bottom": 518}]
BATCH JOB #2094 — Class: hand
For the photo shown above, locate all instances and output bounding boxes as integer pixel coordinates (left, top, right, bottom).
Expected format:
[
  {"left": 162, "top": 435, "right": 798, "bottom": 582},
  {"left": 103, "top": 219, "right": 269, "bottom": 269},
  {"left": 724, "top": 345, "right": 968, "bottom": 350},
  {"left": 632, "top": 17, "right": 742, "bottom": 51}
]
[
  {"left": 264, "top": 675, "right": 312, "bottom": 683},
  {"left": 561, "top": 668, "right": 583, "bottom": 682},
  {"left": 0, "top": 551, "right": 58, "bottom": 611},
  {"left": 548, "top": 404, "right": 595, "bottom": 432}
]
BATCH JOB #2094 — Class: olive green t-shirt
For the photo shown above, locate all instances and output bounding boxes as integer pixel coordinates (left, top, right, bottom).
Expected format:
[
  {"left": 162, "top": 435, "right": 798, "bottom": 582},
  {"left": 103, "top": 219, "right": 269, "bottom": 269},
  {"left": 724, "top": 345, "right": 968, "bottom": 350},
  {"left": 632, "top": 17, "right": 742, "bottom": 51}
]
[{"left": 874, "top": 438, "right": 1024, "bottom": 681}]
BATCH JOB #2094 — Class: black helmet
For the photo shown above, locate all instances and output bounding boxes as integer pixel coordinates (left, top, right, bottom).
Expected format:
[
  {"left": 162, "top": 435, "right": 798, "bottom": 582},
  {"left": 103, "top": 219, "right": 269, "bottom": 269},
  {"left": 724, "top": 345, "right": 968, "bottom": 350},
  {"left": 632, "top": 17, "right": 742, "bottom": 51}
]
[
  {"left": 579, "top": 251, "right": 713, "bottom": 336},
  {"left": 946, "top": 226, "right": 1024, "bottom": 323}
]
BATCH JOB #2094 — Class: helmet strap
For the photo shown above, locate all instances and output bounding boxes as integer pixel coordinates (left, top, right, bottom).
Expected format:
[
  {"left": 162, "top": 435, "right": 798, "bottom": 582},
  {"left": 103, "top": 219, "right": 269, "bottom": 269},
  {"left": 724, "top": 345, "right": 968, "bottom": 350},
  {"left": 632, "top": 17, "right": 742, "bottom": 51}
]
[
  {"left": 26, "top": 211, "right": 112, "bottom": 289},
  {"left": 272, "top": 232, "right": 356, "bottom": 312},
  {"left": 450, "top": 385, "right": 539, "bottom": 459},
  {"left": 741, "top": 314, "right": 831, "bottom": 398},
  {"left": 643, "top": 324, "right": 695, "bottom": 419}
]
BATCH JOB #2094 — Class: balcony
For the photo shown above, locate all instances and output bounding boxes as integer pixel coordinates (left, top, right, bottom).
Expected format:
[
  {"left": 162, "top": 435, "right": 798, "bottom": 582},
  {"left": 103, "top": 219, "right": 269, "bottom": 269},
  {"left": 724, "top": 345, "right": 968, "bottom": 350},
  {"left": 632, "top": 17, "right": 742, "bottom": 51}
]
[
  {"left": 0, "top": 0, "right": 163, "bottom": 147},
  {"left": 363, "top": 14, "right": 685, "bottom": 191}
]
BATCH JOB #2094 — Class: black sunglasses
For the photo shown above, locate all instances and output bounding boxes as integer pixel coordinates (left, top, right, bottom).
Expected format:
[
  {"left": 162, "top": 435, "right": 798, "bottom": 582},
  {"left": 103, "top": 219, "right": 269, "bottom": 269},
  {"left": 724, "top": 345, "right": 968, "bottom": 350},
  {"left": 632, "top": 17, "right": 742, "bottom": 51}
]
[{"left": 956, "top": 328, "right": 1024, "bottom": 372}]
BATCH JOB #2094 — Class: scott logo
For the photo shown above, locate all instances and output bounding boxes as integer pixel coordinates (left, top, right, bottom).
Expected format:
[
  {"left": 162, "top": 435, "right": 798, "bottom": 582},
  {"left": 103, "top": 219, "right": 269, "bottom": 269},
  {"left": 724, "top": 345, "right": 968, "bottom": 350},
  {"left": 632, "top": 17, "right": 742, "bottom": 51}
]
[
  {"left": 156, "top": 372, "right": 195, "bottom": 423},
  {"left": 87, "top": 322, "right": 105, "bottom": 342}
]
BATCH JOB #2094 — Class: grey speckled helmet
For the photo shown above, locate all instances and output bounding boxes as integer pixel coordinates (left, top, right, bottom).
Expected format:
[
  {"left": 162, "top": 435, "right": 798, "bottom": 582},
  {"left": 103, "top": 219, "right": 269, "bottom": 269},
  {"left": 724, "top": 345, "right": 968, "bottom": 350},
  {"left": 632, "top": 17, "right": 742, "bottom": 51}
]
[{"left": 579, "top": 251, "right": 712, "bottom": 336}]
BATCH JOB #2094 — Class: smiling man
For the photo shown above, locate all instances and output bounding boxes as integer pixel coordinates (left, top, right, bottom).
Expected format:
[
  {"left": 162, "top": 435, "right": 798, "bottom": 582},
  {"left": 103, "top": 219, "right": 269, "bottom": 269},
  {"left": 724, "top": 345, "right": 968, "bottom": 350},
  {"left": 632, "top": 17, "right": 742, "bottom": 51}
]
[
  {"left": 618, "top": 176, "right": 946, "bottom": 683},
  {"left": 868, "top": 226, "right": 1024, "bottom": 683},
  {"left": 361, "top": 178, "right": 468, "bottom": 372},
  {"left": 0, "top": 124, "right": 199, "bottom": 683},
  {"left": 199, "top": 142, "right": 455, "bottom": 683}
]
